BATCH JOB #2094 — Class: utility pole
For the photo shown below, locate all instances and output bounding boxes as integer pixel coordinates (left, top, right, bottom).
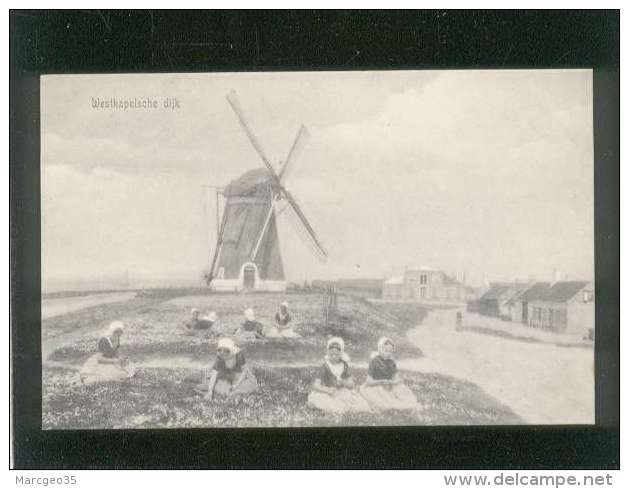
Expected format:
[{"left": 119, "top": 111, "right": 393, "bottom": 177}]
[
  {"left": 202, "top": 185, "right": 224, "bottom": 284},
  {"left": 202, "top": 185, "right": 223, "bottom": 235}
]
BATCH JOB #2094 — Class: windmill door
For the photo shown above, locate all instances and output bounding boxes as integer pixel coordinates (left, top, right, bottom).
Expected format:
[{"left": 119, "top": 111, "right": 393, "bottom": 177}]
[
  {"left": 243, "top": 265, "right": 256, "bottom": 290},
  {"left": 522, "top": 302, "right": 528, "bottom": 324}
]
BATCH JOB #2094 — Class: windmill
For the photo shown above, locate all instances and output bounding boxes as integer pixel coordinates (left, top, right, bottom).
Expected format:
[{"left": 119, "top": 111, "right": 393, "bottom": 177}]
[{"left": 206, "top": 91, "right": 327, "bottom": 292}]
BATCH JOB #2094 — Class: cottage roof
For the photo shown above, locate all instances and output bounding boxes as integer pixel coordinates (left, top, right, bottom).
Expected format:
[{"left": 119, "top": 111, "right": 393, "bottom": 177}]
[
  {"left": 515, "top": 282, "right": 551, "bottom": 302},
  {"left": 479, "top": 284, "right": 513, "bottom": 300},
  {"left": 539, "top": 281, "right": 590, "bottom": 302}
]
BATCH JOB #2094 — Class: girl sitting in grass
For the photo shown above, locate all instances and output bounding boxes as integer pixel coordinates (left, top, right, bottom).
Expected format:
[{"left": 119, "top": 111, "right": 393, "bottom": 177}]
[
  {"left": 359, "top": 337, "right": 419, "bottom": 412},
  {"left": 307, "top": 337, "right": 371, "bottom": 414},
  {"left": 274, "top": 301, "right": 300, "bottom": 338},
  {"left": 265, "top": 301, "right": 300, "bottom": 338},
  {"left": 185, "top": 309, "right": 217, "bottom": 332},
  {"left": 196, "top": 337, "right": 258, "bottom": 400},
  {"left": 236, "top": 308, "right": 266, "bottom": 340},
  {"left": 79, "top": 321, "right": 136, "bottom": 385}
]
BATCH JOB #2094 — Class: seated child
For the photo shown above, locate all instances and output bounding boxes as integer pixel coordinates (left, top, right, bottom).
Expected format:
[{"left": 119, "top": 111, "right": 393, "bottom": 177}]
[
  {"left": 359, "top": 337, "right": 419, "bottom": 411},
  {"left": 307, "top": 337, "right": 371, "bottom": 414},
  {"left": 196, "top": 337, "right": 258, "bottom": 399},
  {"left": 272, "top": 301, "right": 300, "bottom": 338},
  {"left": 237, "top": 308, "right": 266, "bottom": 340},
  {"left": 79, "top": 321, "right": 136, "bottom": 385},
  {"left": 185, "top": 309, "right": 217, "bottom": 331}
]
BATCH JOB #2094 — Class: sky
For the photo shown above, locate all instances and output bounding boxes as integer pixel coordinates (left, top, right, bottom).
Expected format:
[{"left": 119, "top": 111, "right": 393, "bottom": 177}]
[{"left": 41, "top": 70, "right": 594, "bottom": 290}]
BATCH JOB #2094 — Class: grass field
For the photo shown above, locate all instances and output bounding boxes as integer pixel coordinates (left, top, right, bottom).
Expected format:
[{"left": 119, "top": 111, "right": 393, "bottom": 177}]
[
  {"left": 46, "top": 292, "right": 423, "bottom": 365},
  {"left": 43, "top": 365, "right": 520, "bottom": 429},
  {"left": 42, "top": 290, "right": 522, "bottom": 428}
]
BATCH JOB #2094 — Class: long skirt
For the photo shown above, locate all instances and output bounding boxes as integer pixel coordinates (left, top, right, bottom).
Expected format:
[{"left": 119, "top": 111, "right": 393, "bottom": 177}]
[
  {"left": 359, "top": 383, "right": 418, "bottom": 411},
  {"left": 308, "top": 388, "right": 372, "bottom": 414},
  {"left": 236, "top": 330, "right": 262, "bottom": 342},
  {"left": 278, "top": 327, "right": 301, "bottom": 338},
  {"left": 197, "top": 368, "right": 258, "bottom": 397},
  {"left": 79, "top": 353, "right": 136, "bottom": 385},
  {"left": 264, "top": 325, "right": 301, "bottom": 338}
]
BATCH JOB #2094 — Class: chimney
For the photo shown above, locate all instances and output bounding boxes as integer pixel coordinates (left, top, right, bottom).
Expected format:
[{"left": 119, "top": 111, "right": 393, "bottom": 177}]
[
  {"left": 483, "top": 273, "right": 490, "bottom": 288},
  {"left": 552, "top": 268, "right": 562, "bottom": 285}
]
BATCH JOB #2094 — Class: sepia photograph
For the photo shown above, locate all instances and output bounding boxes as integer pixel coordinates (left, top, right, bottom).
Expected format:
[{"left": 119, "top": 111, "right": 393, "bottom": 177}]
[{"left": 40, "top": 69, "right": 595, "bottom": 430}]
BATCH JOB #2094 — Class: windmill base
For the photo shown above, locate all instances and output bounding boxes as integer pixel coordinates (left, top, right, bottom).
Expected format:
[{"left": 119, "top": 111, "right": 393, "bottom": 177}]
[{"left": 209, "top": 278, "right": 287, "bottom": 293}]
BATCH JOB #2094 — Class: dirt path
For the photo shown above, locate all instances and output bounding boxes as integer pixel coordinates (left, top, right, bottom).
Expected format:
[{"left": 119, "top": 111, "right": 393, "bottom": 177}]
[
  {"left": 42, "top": 292, "right": 137, "bottom": 320},
  {"left": 401, "top": 308, "right": 594, "bottom": 424}
]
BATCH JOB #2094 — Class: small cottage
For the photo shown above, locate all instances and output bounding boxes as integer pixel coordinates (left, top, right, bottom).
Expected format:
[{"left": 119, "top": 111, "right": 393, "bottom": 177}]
[
  {"left": 477, "top": 283, "right": 525, "bottom": 318},
  {"left": 527, "top": 281, "right": 594, "bottom": 337},
  {"left": 508, "top": 282, "right": 551, "bottom": 323}
]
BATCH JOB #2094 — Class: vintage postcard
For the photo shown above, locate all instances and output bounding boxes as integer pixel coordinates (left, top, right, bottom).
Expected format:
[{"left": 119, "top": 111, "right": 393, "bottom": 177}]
[{"left": 41, "top": 70, "right": 594, "bottom": 429}]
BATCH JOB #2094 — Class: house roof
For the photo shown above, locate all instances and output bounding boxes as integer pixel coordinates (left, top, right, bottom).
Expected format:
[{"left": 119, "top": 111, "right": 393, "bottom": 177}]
[
  {"left": 479, "top": 284, "right": 513, "bottom": 300},
  {"left": 480, "top": 282, "right": 529, "bottom": 302},
  {"left": 503, "top": 283, "right": 530, "bottom": 304},
  {"left": 515, "top": 282, "right": 551, "bottom": 302},
  {"left": 539, "top": 281, "right": 590, "bottom": 302}
]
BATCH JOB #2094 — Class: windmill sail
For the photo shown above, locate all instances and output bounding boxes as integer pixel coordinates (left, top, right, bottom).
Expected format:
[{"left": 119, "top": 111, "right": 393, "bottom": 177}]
[
  {"left": 280, "top": 187, "right": 327, "bottom": 260},
  {"left": 279, "top": 125, "right": 309, "bottom": 180}
]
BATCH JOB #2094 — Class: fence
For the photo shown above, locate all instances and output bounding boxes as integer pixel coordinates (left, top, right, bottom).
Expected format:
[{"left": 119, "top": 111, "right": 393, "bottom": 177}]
[{"left": 322, "top": 283, "right": 338, "bottom": 328}]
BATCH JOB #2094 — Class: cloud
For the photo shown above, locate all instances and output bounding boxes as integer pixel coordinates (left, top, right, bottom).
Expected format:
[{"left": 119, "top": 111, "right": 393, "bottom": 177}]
[{"left": 41, "top": 70, "right": 594, "bottom": 287}]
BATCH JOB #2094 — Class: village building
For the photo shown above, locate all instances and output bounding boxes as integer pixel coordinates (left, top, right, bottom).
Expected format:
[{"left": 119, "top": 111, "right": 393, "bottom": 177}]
[
  {"left": 507, "top": 282, "right": 551, "bottom": 323},
  {"left": 476, "top": 283, "right": 527, "bottom": 318},
  {"left": 382, "top": 275, "right": 406, "bottom": 300},
  {"left": 382, "top": 267, "right": 468, "bottom": 302},
  {"left": 527, "top": 281, "right": 594, "bottom": 338}
]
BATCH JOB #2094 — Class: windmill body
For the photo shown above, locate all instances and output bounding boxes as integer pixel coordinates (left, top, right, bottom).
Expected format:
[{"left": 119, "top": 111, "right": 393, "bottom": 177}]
[
  {"left": 210, "top": 168, "right": 286, "bottom": 292},
  {"left": 208, "top": 91, "right": 327, "bottom": 292}
]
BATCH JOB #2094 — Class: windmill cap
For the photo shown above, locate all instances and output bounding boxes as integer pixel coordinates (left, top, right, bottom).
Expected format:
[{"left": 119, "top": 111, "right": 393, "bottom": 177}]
[{"left": 224, "top": 169, "right": 273, "bottom": 197}]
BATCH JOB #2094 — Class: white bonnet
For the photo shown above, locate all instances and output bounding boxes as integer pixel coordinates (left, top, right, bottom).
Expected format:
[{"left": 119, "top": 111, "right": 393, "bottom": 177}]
[
  {"left": 217, "top": 337, "right": 240, "bottom": 355},
  {"left": 244, "top": 308, "right": 255, "bottom": 321},
  {"left": 107, "top": 320, "right": 125, "bottom": 336}
]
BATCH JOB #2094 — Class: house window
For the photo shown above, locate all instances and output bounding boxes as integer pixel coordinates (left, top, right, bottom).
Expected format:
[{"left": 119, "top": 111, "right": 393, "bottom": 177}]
[
  {"left": 420, "top": 274, "right": 427, "bottom": 285},
  {"left": 420, "top": 287, "right": 426, "bottom": 299}
]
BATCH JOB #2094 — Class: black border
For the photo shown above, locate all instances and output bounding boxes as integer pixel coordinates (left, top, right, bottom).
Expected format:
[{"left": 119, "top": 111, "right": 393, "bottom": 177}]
[{"left": 10, "top": 10, "right": 620, "bottom": 469}]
